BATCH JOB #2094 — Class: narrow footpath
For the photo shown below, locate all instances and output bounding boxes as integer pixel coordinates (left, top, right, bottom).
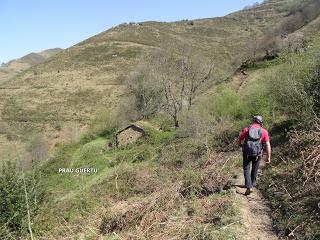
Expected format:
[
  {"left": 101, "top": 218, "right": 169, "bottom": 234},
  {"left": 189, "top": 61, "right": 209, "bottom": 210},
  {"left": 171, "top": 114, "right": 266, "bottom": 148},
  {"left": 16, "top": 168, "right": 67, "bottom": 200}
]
[{"left": 233, "top": 163, "right": 279, "bottom": 240}]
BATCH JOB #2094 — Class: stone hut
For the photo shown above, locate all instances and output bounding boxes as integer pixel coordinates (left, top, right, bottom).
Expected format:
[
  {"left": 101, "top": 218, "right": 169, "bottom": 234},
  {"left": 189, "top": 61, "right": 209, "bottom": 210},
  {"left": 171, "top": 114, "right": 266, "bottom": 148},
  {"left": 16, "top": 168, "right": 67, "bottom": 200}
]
[{"left": 115, "top": 124, "right": 145, "bottom": 147}]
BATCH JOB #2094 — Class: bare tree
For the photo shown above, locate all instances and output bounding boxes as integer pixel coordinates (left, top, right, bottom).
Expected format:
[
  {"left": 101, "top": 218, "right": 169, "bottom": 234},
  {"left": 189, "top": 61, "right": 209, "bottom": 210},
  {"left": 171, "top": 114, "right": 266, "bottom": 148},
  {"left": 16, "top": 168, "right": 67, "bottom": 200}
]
[
  {"left": 127, "top": 43, "right": 214, "bottom": 128},
  {"left": 153, "top": 50, "right": 184, "bottom": 128},
  {"left": 152, "top": 46, "right": 214, "bottom": 127},
  {"left": 126, "top": 60, "right": 163, "bottom": 119},
  {"left": 181, "top": 53, "right": 214, "bottom": 111}
]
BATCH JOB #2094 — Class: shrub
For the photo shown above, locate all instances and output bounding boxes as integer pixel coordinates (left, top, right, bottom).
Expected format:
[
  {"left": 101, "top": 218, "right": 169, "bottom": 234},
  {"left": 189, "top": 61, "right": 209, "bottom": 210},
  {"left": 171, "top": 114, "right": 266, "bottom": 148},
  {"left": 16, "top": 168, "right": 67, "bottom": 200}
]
[
  {"left": 278, "top": 32, "right": 306, "bottom": 53},
  {"left": 240, "top": 42, "right": 320, "bottom": 129},
  {"left": 187, "top": 21, "right": 194, "bottom": 26},
  {"left": 145, "top": 127, "right": 176, "bottom": 146},
  {"left": 157, "top": 140, "right": 200, "bottom": 169},
  {"left": 132, "top": 148, "right": 152, "bottom": 163},
  {"left": 241, "top": 82, "right": 273, "bottom": 127},
  {"left": 206, "top": 85, "right": 248, "bottom": 121},
  {"left": 180, "top": 167, "right": 203, "bottom": 198},
  {"left": 99, "top": 183, "right": 182, "bottom": 236},
  {"left": 99, "top": 164, "right": 139, "bottom": 199},
  {"left": 78, "top": 132, "right": 97, "bottom": 145},
  {"left": 155, "top": 113, "right": 174, "bottom": 132},
  {"left": 210, "top": 119, "right": 240, "bottom": 149},
  {"left": 306, "top": 62, "right": 320, "bottom": 113},
  {"left": 126, "top": 63, "right": 163, "bottom": 119},
  {"left": 0, "top": 161, "right": 45, "bottom": 238},
  {"left": 264, "top": 52, "right": 318, "bottom": 125},
  {"left": 194, "top": 85, "right": 248, "bottom": 147},
  {"left": 274, "top": 0, "right": 301, "bottom": 13},
  {"left": 88, "top": 109, "right": 121, "bottom": 137}
]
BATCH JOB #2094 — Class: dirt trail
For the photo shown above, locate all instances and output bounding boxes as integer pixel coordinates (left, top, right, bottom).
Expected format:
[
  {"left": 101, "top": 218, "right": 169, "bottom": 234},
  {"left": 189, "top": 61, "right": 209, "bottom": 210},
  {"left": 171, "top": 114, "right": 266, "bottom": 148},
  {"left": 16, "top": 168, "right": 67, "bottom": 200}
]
[{"left": 233, "top": 164, "right": 279, "bottom": 240}]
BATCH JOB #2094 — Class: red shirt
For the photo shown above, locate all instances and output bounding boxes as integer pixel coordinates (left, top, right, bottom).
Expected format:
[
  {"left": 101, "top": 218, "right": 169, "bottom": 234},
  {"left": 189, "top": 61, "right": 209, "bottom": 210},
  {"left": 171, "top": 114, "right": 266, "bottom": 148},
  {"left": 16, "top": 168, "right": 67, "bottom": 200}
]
[{"left": 239, "top": 123, "right": 270, "bottom": 145}]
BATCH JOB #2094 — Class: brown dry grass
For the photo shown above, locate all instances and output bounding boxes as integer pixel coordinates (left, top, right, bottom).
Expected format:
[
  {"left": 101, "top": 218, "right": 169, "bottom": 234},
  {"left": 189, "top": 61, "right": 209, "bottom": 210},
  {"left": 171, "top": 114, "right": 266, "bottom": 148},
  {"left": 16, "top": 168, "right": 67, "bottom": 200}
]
[
  {"left": 261, "top": 120, "right": 320, "bottom": 239},
  {"left": 289, "top": 121, "right": 320, "bottom": 190}
]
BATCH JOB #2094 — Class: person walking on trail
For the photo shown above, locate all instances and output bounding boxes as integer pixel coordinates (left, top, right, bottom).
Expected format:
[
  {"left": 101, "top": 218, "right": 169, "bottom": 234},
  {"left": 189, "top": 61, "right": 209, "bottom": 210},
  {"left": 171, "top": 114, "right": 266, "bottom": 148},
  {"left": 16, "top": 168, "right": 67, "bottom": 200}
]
[{"left": 238, "top": 116, "right": 271, "bottom": 195}]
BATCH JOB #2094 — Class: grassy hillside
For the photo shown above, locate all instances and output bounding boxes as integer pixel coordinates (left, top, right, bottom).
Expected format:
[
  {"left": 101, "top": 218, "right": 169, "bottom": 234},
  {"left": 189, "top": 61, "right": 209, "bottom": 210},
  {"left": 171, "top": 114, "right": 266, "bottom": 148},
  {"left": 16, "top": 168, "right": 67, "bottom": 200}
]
[
  {"left": 0, "top": 1, "right": 290, "bottom": 151},
  {"left": 0, "top": 48, "right": 62, "bottom": 84}
]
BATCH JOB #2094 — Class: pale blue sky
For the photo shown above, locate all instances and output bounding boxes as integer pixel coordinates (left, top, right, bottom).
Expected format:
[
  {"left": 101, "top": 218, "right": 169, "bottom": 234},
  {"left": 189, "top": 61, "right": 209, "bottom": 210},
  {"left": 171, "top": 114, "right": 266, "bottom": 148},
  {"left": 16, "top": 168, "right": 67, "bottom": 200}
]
[{"left": 0, "top": 0, "right": 262, "bottom": 63}]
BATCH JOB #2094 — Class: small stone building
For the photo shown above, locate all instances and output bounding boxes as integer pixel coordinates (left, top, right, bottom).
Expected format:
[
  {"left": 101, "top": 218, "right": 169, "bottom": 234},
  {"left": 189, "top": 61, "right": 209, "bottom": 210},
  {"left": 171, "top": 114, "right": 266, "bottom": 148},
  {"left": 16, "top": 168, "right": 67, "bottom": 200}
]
[{"left": 115, "top": 124, "right": 145, "bottom": 147}]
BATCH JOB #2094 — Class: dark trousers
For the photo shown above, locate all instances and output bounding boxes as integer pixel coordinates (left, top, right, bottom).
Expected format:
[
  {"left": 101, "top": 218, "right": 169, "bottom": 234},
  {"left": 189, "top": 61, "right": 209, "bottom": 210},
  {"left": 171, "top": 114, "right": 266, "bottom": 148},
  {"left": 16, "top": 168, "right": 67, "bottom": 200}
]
[{"left": 243, "top": 153, "right": 261, "bottom": 189}]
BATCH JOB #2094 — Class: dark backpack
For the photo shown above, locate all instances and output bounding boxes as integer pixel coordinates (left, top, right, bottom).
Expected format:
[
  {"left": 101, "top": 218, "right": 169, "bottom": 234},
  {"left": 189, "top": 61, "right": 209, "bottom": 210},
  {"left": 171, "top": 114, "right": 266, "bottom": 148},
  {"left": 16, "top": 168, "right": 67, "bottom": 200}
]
[{"left": 243, "top": 126, "right": 262, "bottom": 157}]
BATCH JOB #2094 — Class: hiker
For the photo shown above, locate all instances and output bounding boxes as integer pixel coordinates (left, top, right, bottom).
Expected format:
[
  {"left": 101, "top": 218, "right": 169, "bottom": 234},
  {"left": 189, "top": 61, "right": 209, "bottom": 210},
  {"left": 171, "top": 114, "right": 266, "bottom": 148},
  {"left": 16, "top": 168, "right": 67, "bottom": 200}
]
[{"left": 238, "top": 116, "right": 271, "bottom": 195}]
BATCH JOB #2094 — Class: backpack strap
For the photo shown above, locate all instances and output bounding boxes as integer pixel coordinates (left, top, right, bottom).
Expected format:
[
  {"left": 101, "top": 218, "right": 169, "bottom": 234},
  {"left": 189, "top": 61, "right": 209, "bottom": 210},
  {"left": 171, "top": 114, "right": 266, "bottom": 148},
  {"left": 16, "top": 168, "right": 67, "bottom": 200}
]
[
  {"left": 245, "top": 125, "right": 253, "bottom": 139},
  {"left": 257, "top": 127, "right": 262, "bottom": 140}
]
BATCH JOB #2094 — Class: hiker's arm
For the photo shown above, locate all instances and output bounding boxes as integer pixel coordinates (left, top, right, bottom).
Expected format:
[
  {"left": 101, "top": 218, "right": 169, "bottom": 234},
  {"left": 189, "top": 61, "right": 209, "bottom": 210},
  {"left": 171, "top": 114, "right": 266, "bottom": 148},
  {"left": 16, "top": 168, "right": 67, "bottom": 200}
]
[
  {"left": 237, "top": 129, "right": 246, "bottom": 146},
  {"left": 265, "top": 141, "right": 271, "bottom": 163}
]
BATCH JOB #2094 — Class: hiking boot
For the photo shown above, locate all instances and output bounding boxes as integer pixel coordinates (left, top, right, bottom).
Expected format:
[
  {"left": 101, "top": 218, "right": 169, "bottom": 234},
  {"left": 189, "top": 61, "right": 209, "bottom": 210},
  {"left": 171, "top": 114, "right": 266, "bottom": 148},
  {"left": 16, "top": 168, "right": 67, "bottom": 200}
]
[{"left": 245, "top": 188, "right": 253, "bottom": 195}]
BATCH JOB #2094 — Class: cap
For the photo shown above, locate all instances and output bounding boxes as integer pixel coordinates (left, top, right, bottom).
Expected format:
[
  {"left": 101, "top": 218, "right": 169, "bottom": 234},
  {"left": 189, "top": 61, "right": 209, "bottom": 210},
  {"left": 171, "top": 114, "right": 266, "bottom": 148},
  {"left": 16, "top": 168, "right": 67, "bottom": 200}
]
[{"left": 253, "top": 115, "right": 263, "bottom": 124}]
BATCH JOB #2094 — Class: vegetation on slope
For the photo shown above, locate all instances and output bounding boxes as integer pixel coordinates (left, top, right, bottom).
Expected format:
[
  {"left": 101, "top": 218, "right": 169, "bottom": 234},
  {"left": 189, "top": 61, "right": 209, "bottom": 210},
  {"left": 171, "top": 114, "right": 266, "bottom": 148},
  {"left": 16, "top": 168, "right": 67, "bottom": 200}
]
[
  {"left": 227, "top": 30, "right": 320, "bottom": 238},
  {"left": 0, "top": 48, "right": 62, "bottom": 84},
  {"left": 255, "top": 39, "right": 320, "bottom": 239},
  {"left": 0, "top": 0, "right": 291, "bottom": 162},
  {"left": 1, "top": 0, "right": 320, "bottom": 239},
  {"left": 24, "top": 122, "right": 242, "bottom": 239}
]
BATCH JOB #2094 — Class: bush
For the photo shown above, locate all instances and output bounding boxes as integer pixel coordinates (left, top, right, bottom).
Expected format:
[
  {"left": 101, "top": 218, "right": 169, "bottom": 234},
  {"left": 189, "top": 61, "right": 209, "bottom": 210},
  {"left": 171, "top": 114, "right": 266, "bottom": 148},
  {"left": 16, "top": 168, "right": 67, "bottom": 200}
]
[
  {"left": 155, "top": 113, "right": 174, "bottom": 132},
  {"left": 78, "top": 132, "right": 97, "bottom": 145},
  {"left": 61, "top": 124, "right": 78, "bottom": 144},
  {"left": 157, "top": 140, "right": 200, "bottom": 169},
  {"left": 180, "top": 167, "right": 203, "bottom": 198},
  {"left": 89, "top": 98, "right": 138, "bottom": 138},
  {"left": 306, "top": 62, "right": 320, "bottom": 113},
  {"left": 194, "top": 85, "right": 248, "bottom": 147},
  {"left": 210, "top": 119, "right": 240, "bottom": 149},
  {"left": 132, "top": 148, "right": 152, "bottom": 163},
  {"left": 88, "top": 109, "right": 121, "bottom": 137},
  {"left": 240, "top": 42, "right": 320, "bottom": 129},
  {"left": 100, "top": 164, "right": 140, "bottom": 199},
  {"left": 206, "top": 85, "right": 248, "bottom": 121},
  {"left": 125, "top": 63, "right": 163, "bottom": 119},
  {"left": 241, "top": 82, "right": 273, "bottom": 128},
  {"left": 0, "top": 161, "right": 45, "bottom": 238},
  {"left": 145, "top": 127, "right": 176, "bottom": 146},
  {"left": 264, "top": 52, "right": 318, "bottom": 125}
]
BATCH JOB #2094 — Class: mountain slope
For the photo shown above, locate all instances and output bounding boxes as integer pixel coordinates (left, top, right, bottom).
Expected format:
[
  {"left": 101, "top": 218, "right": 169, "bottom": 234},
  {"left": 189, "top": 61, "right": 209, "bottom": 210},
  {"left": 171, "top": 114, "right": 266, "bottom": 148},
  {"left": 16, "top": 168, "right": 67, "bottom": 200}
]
[
  {"left": 0, "top": 1, "right": 292, "bottom": 143},
  {"left": 0, "top": 48, "right": 62, "bottom": 84}
]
